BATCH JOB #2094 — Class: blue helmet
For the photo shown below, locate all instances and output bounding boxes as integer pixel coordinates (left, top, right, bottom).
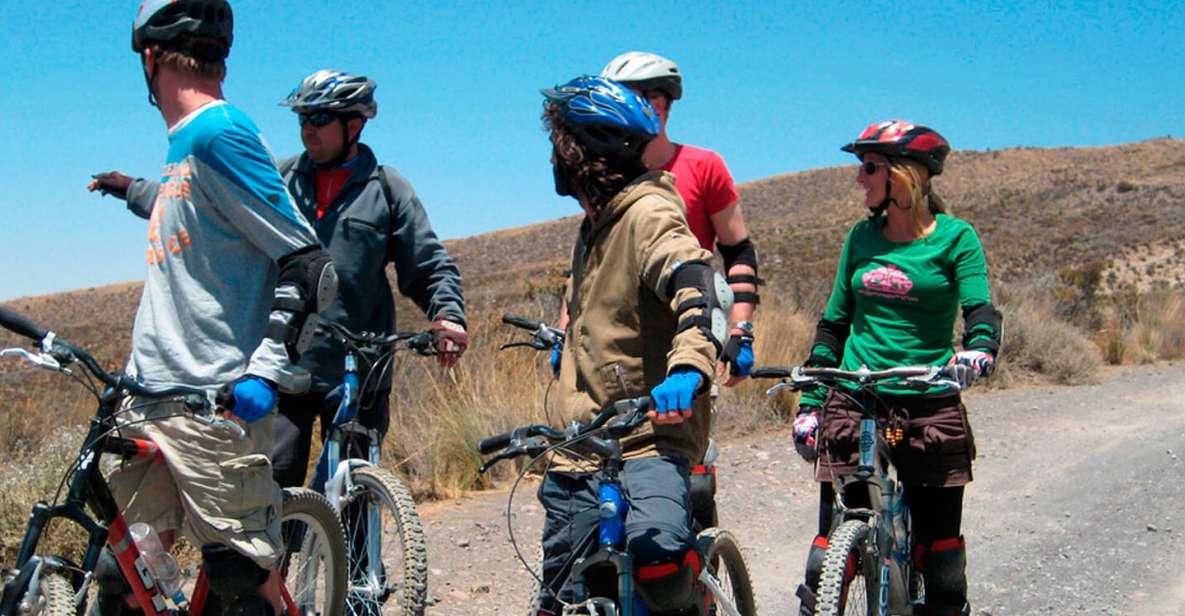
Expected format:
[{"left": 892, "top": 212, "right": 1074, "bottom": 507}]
[{"left": 542, "top": 76, "right": 660, "bottom": 158}]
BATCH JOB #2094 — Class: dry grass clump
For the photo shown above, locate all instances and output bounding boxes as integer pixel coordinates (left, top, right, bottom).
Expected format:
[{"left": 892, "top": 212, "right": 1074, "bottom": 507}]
[
  {"left": 0, "top": 427, "right": 87, "bottom": 566},
  {"left": 379, "top": 298, "right": 816, "bottom": 498},
  {"left": 1094, "top": 288, "right": 1185, "bottom": 364},
  {"left": 714, "top": 301, "right": 814, "bottom": 434},
  {"left": 994, "top": 277, "right": 1104, "bottom": 385}
]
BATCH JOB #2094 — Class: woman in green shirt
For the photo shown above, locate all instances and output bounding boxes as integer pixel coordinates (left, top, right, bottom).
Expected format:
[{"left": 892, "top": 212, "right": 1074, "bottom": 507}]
[{"left": 793, "top": 121, "right": 1002, "bottom": 616}]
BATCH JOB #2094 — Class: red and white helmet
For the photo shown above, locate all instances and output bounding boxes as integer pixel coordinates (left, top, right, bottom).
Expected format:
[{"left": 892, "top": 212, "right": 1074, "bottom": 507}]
[{"left": 842, "top": 120, "right": 951, "bottom": 176}]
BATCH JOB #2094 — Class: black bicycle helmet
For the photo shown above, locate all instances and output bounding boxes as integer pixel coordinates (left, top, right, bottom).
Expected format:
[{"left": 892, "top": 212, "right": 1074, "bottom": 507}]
[{"left": 132, "top": 0, "right": 234, "bottom": 60}]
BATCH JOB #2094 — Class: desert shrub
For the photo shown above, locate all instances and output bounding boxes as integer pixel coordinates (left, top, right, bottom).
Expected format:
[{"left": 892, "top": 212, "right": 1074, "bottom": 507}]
[
  {"left": 0, "top": 427, "right": 85, "bottom": 566},
  {"left": 996, "top": 277, "right": 1103, "bottom": 384},
  {"left": 1093, "top": 287, "right": 1185, "bottom": 364}
]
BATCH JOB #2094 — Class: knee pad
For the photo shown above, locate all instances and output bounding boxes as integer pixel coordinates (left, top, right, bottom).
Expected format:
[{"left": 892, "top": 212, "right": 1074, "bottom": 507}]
[
  {"left": 795, "top": 536, "right": 829, "bottom": 615},
  {"left": 919, "top": 537, "right": 968, "bottom": 613},
  {"left": 635, "top": 549, "right": 702, "bottom": 614},
  {"left": 803, "top": 535, "right": 828, "bottom": 589},
  {"left": 201, "top": 544, "right": 269, "bottom": 597}
]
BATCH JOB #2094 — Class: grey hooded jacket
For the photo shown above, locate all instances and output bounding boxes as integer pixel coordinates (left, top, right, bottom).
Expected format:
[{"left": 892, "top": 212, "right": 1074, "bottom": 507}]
[{"left": 276, "top": 144, "right": 466, "bottom": 391}]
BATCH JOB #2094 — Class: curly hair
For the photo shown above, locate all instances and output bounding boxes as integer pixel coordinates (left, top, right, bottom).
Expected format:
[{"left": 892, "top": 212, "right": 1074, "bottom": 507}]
[{"left": 543, "top": 104, "right": 648, "bottom": 211}]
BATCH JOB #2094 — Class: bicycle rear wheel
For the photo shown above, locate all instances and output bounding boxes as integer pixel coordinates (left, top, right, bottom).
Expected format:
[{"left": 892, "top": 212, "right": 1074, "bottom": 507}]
[
  {"left": 815, "top": 519, "right": 879, "bottom": 616},
  {"left": 280, "top": 488, "right": 348, "bottom": 616},
  {"left": 340, "top": 466, "right": 428, "bottom": 616},
  {"left": 698, "top": 528, "right": 757, "bottom": 616}
]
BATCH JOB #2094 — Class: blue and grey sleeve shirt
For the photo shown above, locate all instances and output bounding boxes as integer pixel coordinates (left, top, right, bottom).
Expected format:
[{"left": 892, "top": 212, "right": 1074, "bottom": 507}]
[{"left": 128, "top": 101, "right": 319, "bottom": 392}]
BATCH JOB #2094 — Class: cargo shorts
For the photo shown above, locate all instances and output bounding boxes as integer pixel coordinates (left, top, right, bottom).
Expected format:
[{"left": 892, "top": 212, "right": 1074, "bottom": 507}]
[
  {"left": 105, "top": 396, "right": 284, "bottom": 569},
  {"left": 814, "top": 391, "right": 976, "bottom": 487}
]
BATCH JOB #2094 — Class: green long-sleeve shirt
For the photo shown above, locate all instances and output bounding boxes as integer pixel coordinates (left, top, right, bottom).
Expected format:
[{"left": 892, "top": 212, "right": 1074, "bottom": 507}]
[{"left": 801, "top": 213, "right": 996, "bottom": 406}]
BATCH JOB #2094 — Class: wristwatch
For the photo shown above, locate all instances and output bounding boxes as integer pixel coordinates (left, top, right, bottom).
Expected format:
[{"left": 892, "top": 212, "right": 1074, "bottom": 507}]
[{"left": 733, "top": 320, "right": 754, "bottom": 337}]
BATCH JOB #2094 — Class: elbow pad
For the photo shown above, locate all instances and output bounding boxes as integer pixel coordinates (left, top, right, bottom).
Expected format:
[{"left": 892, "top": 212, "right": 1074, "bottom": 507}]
[
  {"left": 669, "top": 261, "right": 734, "bottom": 354},
  {"left": 962, "top": 302, "right": 1003, "bottom": 356},
  {"left": 807, "top": 317, "right": 849, "bottom": 367},
  {"left": 266, "top": 246, "right": 338, "bottom": 361},
  {"left": 718, "top": 237, "right": 761, "bottom": 305}
]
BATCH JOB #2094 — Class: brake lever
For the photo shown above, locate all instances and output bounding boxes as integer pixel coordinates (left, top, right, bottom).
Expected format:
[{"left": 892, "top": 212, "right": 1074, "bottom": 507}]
[
  {"left": 1, "top": 348, "right": 64, "bottom": 372},
  {"left": 189, "top": 390, "right": 247, "bottom": 440}
]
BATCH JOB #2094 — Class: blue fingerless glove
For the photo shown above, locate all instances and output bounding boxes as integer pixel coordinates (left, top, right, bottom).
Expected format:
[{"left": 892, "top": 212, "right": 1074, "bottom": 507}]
[
  {"left": 651, "top": 368, "right": 703, "bottom": 414},
  {"left": 723, "top": 334, "right": 754, "bottom": 377},
  {"left": 734, "top": 339, "right": 754, "bottom": 377},
  {"left": 549, "top": 342, "right": 562, "bottom": 377},
  {"left": 229, "top": 376, "right": 277, "bottom": 424}
]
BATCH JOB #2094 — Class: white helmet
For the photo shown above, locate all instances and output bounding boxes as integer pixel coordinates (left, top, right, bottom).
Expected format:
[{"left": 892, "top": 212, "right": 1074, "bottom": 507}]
[
  {"left": 279, "top": 69, "right": 377, "bottom": 119},
  {"left": 600, "top": 51, "right": 682, "bottom": 100}
]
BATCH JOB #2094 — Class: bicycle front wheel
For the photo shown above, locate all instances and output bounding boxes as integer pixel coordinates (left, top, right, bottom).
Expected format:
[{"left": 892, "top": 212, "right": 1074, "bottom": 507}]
[
  {"left": 340, "top": 466, "right": 429, "bottom": 616},
  {"left": 280, "top": 488, "right": 348, "bottom": 616},
  {"left": 9, "top": 571, "right": 75, "bottom": 616},
  {"left": 698, "top": 528, "right": 757, "bottom": 616},
  {"left": 815, "top": 519, "right": 879, "bottom": 616}
]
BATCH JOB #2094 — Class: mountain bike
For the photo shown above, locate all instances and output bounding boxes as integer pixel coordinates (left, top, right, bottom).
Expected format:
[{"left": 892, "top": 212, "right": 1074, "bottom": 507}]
[
  {"left": 477, "top": 341, "right": 756, "bottom": 616},
  {"left": 309, "top": 321, "right": 434, "bottom": 616},
  {"left": 0, "top": 306, "right": 347, "bottom": 616},
  {"left": 750, "top": 364, "right": 961, "bottom": 616}
]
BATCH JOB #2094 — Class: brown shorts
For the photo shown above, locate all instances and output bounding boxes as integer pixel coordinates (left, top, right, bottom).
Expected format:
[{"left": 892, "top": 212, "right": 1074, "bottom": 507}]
[
  {"left": 106, "top": 396, "right": 284, "bottom": 568},
  {"left": 814, "top": 390, "right": 975, "bottom": 487}
]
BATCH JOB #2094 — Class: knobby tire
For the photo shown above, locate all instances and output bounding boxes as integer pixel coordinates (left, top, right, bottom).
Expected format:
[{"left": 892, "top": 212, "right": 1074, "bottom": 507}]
[
  {"left": 341, "top": 466, "right": 429, "bottom": 616},
  {"left": 698, "top": 528, "right": 757, "bottom": 616},
  {"left": 815, "top": 519, "right": 879, "bottom": 616},
  {"left": 280, "top": 487, "right": 349, "bottom": 616}
]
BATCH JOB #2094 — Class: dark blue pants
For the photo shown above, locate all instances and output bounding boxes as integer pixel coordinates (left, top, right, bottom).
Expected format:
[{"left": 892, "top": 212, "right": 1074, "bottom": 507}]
[{"left": 535, "top": 456, "right": 695, "bottom": 614}]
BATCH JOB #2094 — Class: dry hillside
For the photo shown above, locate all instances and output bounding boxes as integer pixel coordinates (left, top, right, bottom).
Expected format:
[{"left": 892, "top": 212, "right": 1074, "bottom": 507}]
[{"left": 8, "top": 138, "right": 1181, "bottom": 338}]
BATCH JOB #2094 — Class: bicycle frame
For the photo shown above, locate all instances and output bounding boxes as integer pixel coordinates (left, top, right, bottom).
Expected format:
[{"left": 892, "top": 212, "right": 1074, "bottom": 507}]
[
  {"left": 756, "top": 364, "right": 959, "bottom": 616},
  {"left": 826, "top": 386, "right": 913, "bottom": 616},
  {"left": 0, "top": 386, "right": 302, "bottom": 616}
]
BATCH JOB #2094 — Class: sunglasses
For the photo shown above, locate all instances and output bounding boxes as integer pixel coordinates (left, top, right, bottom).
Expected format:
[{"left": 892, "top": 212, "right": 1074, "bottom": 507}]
[
  {"left": 860, "top": 161, "right": 887, "bottom": 176},
  {"left": 298, "top": 111, "right": 338, "bottom": 128}
]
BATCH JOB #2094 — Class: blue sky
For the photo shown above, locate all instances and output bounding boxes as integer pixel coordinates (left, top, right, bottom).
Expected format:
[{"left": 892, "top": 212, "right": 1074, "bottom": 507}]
[{"left": 1, "top": 1, "right": 1181, "bottom": 300}]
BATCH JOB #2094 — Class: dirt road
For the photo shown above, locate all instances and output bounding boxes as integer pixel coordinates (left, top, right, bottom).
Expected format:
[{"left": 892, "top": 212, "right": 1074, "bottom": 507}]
[{"left": 418, "top": 363, "right": 1185, "bottom": 615}]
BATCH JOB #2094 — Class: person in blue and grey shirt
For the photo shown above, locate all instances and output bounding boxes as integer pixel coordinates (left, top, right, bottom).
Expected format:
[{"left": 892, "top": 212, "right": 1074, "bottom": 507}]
[{"left": 87, "top": 1, "right": 335, "bottom": 614}]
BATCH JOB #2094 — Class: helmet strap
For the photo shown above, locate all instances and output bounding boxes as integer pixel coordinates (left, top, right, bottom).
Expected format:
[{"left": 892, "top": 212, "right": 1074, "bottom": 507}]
[
  {"left": 868, "top": 167, "right": 894, "bottom": 219},
  {"left": 317, "top": 115, "right": 363, "bottom": 169},
  {"left": 141, "top": 55, "right": 160, "bottom": 109}
]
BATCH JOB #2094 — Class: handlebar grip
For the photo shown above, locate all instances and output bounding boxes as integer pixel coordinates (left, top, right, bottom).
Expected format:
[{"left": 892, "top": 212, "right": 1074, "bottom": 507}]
[
  {"left": 501, "top": 314, "right": 540, "bottom": 332},
  {"left": 0, "top": 305, "right": 49, "bottom": 343},
  {"left": 477, "top": 431, "right": 514, "bottom": 455},
  {"left": 750, "top": 367, "right": 793, "bottom": 379}
]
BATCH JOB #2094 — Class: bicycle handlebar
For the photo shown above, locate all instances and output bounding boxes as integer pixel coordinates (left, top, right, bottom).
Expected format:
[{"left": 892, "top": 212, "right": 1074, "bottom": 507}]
[
  {"left": 476, "top": 396, "right": 652, "bottom": 464},
  {"left": 0, "top": 306, "right": 245, "bottom": 438},
  {"left": 0, "top": 305, "right": 49, "bottom": 343},
  {"left": 500, "top": 313, "right": 564, "bottom": 349},
  {"left": 751, "top": 364, "right": 960, "bottom": 392},
  {"left": 317, "top": 321, "right": 435, "bottom": 355}
]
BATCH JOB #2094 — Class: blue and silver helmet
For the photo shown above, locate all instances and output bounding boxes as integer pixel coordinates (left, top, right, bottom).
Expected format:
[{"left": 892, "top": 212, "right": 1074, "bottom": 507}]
[{"left": 542, "top": 76, "right": 660, "bottom": 158}]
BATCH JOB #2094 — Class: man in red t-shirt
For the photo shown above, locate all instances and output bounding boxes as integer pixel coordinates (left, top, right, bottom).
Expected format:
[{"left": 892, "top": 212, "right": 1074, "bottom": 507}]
[{"left": 598, "top": 51, "right": 760, "bottom": 385}]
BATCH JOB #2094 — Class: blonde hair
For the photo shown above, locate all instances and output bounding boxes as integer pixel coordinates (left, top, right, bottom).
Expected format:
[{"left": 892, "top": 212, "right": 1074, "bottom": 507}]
[
  {"left": 887, "top": 158, "right": 947, "bottom": 236},
  {"left": 149, "top": 43, "right": 226, "bottom": 82}
]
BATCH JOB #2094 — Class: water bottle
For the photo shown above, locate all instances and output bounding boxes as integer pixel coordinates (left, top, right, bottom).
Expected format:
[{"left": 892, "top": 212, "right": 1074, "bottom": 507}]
[
  {"left": 597, "top": 483, "right": 628, "bottom": 547},
  {"left": 129, "top": 522, "right": 188, "bottom": 608}
]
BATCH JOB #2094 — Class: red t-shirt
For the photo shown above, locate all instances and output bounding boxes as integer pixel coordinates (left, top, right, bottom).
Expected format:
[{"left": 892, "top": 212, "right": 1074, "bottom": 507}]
[
  {"left": 313, "top": 167, "right": 353, "bottom": 219},
  {"left": 658, "top": 144, "right": 739, "bottom": 250}
]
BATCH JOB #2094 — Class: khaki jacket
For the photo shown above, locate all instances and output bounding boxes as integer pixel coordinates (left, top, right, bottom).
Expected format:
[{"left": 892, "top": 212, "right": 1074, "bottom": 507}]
[{"left": 556, "top": 171, "right": 718, "bottom": 465}]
